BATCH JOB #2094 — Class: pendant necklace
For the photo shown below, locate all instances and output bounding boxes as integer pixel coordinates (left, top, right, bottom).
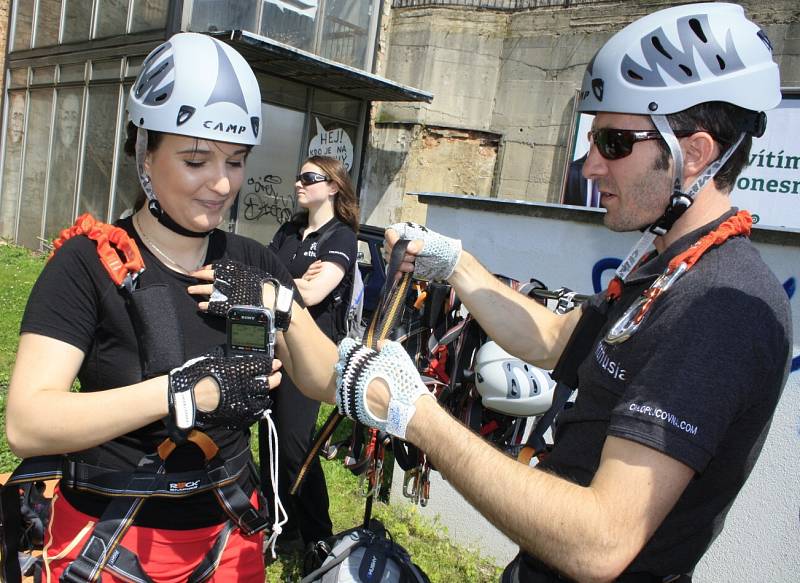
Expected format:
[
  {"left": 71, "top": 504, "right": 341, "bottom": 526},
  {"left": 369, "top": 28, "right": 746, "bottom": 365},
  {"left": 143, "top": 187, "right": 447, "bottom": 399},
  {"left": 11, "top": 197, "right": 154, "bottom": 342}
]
[{"left": 134, "top": 213, "right": 209, "bottom": 275}]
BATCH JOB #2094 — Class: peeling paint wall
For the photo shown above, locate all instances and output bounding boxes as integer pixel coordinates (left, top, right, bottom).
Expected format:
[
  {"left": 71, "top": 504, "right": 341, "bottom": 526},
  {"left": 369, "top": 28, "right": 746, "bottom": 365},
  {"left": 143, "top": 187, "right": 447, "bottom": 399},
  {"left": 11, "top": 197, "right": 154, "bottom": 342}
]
[{"left": 362, "top": 0, "right": 800, "bottom": 226}]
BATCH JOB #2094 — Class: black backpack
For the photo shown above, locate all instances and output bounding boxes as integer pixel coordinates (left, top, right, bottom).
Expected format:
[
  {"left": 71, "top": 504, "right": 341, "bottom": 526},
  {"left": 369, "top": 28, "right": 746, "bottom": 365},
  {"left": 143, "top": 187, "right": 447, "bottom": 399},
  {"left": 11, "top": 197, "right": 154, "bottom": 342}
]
[{"left": 301, "top": 520, "right": 430, "bottom": 583}]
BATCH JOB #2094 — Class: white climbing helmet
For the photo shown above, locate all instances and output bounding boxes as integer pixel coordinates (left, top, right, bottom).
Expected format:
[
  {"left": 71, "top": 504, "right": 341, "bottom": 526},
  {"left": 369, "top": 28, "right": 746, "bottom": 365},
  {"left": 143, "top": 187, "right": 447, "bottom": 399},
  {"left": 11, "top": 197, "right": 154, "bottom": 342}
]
[
  {"left": 127, "top": 32, "right": 262, "bottom": 145},
  {"left": 474, "top": 342, "right": 555, "bottom": 417},
  {"left": 578, "top": 2, "right": 781, "bottom": 116}
]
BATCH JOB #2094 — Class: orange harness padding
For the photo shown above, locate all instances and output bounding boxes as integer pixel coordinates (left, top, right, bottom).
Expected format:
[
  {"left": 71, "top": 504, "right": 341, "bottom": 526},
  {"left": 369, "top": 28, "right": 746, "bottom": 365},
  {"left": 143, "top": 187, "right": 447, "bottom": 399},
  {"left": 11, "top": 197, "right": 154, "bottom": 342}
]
[{"left": 50, "top": 213, "right": 145, "bottom": 288}]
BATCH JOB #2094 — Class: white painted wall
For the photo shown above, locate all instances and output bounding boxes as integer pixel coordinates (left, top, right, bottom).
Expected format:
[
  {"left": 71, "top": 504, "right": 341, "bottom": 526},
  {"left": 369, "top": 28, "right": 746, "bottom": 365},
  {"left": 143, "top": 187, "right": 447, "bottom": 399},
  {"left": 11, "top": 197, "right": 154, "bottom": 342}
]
[{"left": 392, "top": 197, "right": 799, "bottom": 582}]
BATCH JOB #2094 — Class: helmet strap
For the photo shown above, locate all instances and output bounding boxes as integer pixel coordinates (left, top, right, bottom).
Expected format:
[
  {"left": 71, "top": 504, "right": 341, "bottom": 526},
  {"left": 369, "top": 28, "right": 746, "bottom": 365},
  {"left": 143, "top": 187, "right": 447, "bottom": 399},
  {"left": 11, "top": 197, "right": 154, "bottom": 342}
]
[{"left": 135, "top": 127, "right": 213, "bottom": 239}]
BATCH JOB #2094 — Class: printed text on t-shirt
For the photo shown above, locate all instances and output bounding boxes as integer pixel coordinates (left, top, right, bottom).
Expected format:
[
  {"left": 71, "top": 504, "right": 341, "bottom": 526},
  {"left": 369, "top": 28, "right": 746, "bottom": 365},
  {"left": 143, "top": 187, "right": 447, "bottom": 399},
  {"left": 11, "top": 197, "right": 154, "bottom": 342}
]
[{"left": 628, "top": 402, "right": 699, "bottom": 435}]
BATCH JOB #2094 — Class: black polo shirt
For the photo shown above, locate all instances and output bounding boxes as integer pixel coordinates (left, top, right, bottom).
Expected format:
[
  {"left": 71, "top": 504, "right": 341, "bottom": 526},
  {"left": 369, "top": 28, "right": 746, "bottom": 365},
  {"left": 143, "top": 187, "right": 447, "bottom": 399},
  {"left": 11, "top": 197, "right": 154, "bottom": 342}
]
[{"left": 269, "top": 216, "right": 357, "bottom": 340}]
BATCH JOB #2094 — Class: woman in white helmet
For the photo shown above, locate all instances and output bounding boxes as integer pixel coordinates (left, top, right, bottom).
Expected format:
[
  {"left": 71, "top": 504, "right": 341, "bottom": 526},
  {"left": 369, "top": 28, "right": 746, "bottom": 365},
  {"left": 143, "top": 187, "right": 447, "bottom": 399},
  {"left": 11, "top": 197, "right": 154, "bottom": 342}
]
[{"left": 6, "top": 32, "right": 340, "bottom": 582}]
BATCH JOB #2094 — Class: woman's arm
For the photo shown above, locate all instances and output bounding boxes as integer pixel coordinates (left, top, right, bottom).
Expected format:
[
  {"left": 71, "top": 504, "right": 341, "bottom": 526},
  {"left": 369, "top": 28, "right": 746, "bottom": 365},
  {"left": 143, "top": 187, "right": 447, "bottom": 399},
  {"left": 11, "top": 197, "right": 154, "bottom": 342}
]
[
  {"left": 6, "top": 334, "right": 171, "bottom": 457},
  {"left": 293, "top": 261, "right": 346, "bottom": 306}
]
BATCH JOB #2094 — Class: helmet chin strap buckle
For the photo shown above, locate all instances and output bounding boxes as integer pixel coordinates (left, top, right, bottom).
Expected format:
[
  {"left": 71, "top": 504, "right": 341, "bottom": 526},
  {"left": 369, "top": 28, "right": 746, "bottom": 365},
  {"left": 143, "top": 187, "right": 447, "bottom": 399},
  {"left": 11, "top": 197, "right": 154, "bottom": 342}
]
[{"left": 649, "top": 192, "right": 692, "bottom": 236}]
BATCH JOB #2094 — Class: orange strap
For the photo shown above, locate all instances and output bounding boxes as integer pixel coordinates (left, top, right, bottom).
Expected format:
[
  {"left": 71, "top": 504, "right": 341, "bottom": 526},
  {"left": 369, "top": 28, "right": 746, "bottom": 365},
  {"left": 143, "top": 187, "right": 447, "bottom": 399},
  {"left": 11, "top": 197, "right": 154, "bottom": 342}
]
[
  {"left": 668, "top": 210, "right": 751, "bottom": 272},
  {"left": 605, "top": 210, "right": 751, "bottom": 303},
  {"left": 50, "top": 213, "right": 145, "bottom": 288}
]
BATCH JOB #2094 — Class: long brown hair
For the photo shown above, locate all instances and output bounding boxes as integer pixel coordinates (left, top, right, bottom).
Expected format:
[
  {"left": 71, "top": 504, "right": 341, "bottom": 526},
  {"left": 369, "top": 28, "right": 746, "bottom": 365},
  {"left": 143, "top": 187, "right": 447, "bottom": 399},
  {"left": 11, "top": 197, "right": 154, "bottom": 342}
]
[{"left": 303, "top": 156, "right": 360, "bottom": 232}]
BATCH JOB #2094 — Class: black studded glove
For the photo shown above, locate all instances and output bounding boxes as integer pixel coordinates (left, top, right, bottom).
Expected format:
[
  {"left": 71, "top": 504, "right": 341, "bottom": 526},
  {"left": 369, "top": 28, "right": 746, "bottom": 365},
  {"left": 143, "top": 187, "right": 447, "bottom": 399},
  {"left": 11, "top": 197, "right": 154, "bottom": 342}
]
[
  {"left": 207, "top": 259, "right": 269, "bottom": 317},
  {"left": 167, "top": 354, "right": 273, "bottom": 443}
]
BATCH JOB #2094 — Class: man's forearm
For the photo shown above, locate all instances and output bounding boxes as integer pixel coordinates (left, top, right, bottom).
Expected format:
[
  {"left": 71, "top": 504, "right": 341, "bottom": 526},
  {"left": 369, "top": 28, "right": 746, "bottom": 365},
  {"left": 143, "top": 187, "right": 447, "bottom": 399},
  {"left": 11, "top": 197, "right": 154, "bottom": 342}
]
[
  {"left": 280, "top": 303, "right": 338, "bottom": 404},
  {"left": 447, "top": 252, "right": 579, "bottom": 369},
  {"left": 406, "top": 398, "right": 622, "bottom": 583}
]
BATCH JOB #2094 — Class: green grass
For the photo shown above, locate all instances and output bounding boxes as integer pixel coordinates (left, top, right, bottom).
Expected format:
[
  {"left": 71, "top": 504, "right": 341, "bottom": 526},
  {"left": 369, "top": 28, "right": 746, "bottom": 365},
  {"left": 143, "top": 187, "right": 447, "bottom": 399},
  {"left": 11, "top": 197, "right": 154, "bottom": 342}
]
[{"left": 0, "top": 244, "right": 502, "bottom": 582}]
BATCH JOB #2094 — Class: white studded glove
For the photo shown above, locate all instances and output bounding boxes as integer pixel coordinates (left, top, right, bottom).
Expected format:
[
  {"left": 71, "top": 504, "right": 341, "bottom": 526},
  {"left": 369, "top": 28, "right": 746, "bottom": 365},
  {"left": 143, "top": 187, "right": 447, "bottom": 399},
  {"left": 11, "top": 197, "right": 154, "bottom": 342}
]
[
  {"left": 335, "top": 338, "right": 434, "bottom": 440},
  {"left": 388, "top": 222, "right": 462, "bottom": 281}
]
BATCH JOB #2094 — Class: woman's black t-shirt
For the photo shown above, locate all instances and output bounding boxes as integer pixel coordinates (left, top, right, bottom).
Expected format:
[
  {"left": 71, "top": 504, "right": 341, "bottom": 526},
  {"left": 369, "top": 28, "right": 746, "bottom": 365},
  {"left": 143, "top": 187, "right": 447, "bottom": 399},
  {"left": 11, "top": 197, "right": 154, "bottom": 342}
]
[
  {"left": 19, "top": 216, "right": 294, "bottom": 528},
  {"left": 269, "top": 217, "right": 357, "bottom": 341}
]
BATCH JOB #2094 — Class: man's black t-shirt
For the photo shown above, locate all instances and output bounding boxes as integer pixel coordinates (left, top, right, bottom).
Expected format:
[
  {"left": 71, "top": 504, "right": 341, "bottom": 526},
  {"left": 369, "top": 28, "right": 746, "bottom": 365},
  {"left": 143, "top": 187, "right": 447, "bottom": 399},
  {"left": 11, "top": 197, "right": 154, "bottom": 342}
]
[
  {"left": 269, "top": 216, "right": 357, "bottom": 341},
  {"left": 504, "top": 212, "right": 792, "bottom": 581},
  {"left": 20, "top": 216, "right": 294, "bottom": 529}
]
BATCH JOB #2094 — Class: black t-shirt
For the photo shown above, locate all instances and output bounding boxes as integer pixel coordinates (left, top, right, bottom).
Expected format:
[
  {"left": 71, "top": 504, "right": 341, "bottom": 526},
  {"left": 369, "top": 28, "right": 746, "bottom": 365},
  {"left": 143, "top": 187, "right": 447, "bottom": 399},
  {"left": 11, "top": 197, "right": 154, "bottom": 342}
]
[
  {"left": 504, "top": 212, "right": 792, "bottom": 581},
  {"left": 20, "top": 216, "right": 294, "bottom": 529},
  {"left": 269, "top": 216, "right": 357, "bottom": 341}
]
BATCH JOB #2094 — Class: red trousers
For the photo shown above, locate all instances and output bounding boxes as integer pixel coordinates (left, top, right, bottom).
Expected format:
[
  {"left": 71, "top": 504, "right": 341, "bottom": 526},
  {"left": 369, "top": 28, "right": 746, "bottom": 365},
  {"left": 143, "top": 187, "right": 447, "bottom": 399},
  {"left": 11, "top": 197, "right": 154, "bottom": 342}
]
[{"left": 40, "top": 485, "right": 266, "bottom": 582}]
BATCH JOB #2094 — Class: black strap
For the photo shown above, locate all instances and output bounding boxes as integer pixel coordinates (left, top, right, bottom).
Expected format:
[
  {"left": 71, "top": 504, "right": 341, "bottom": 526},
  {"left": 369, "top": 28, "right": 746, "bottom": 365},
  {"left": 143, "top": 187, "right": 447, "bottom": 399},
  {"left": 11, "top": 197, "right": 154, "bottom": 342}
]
[
  {"left": 519, "top": 303, "right": 609, "bottom": 459},
  {"left": 290, "top": 240, "right": 413, "bottom": 497}
]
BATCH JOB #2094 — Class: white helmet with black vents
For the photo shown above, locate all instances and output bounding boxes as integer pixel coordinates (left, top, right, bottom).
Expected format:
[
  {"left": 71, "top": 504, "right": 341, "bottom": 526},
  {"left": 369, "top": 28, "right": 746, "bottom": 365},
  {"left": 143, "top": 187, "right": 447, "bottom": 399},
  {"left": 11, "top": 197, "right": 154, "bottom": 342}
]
[
  {"left": 578, "top": 2, "right": 781, "bottom": 116},
  {"left": 128, "top": 32, "right": 262, "bottom": 145},
  {"left": 475, "top": 342, "right": 555, "bottom": 418}
]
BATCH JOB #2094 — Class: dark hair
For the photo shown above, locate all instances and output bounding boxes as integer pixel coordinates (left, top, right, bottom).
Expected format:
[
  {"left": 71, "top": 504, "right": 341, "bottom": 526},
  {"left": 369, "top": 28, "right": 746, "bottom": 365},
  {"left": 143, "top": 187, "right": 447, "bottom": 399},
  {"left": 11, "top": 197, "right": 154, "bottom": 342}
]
[
  {"left": 124, "top": 122, "right": 165, "bottom": 210},
  {"left": 299, "top": 156, "right": 360, "bottom": 232},
  {"left": 654, "top": 102, "right": 753, "bottom": 192}
]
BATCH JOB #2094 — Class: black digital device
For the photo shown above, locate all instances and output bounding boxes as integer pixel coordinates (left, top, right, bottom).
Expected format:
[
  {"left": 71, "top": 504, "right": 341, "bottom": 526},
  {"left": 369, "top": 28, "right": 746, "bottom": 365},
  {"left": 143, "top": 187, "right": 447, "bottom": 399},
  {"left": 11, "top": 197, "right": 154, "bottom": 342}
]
[{"left": 226, "top": 305, "right": 276, "bottom": 358}]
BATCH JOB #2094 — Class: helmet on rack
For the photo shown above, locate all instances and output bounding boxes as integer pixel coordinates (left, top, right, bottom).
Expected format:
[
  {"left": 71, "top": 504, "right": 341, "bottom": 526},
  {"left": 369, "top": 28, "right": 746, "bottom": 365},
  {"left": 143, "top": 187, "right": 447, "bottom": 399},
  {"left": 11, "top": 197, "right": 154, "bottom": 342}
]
[
  {"left": 474, "top": 342, "right": 554, "bottom": 417},
  {"left": 128, "top": 32, "right": 262, "bottom": 145},
  {"left": 578, "top": 2, "right": 780, "bottom": 116}
]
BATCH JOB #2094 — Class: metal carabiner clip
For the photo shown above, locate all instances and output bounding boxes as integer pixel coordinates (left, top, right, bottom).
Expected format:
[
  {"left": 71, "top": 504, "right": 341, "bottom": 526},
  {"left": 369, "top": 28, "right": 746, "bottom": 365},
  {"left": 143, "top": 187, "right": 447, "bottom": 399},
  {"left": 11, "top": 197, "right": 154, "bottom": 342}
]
[{"left": 605, "top": 262, "right": 688, "bottom": 345}]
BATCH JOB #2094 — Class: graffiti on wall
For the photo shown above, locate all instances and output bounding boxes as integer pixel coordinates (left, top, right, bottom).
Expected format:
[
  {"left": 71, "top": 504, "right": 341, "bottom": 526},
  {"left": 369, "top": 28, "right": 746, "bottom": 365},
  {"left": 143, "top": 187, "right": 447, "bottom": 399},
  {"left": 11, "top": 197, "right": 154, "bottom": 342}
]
[
  {"left": 591, "top": 258, "right": 799, "bottom": 373},
  {"left": 242, "top": 174, "right": 297, "bottom": 224}
]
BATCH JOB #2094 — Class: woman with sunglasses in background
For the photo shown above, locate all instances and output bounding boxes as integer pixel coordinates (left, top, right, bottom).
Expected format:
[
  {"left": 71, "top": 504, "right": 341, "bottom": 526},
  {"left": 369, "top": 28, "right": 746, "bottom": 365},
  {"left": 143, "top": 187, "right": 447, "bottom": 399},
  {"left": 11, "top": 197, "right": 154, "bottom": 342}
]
[{"left": 263, "top": 155, "right": 359, "bottom": 552}]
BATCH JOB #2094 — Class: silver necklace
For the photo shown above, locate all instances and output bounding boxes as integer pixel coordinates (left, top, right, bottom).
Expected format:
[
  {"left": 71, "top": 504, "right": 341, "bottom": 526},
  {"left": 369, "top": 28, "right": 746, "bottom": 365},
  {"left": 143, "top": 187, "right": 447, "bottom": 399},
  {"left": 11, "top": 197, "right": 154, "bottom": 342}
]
[{"left": 134, "top": 213, "right": 209, "bottom": 275}]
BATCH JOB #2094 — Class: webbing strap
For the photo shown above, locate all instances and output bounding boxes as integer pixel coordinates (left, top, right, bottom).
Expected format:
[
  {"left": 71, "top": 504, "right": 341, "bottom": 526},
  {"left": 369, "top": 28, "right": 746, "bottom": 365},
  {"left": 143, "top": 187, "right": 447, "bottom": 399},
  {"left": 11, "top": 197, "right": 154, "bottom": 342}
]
[{"left": 290, "top": 240, "right": 413, "bottom": 496}]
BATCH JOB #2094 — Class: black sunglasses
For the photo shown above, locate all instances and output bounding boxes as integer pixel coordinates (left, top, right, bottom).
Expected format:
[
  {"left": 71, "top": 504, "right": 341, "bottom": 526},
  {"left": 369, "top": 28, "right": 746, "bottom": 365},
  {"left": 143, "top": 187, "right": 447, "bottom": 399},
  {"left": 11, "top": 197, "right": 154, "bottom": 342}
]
[
  {"left": 588, "top": 128, "right": 695, "bottom": 160},
  {"left": 296, "top": 171, "right": 329, "bottom": 186}
]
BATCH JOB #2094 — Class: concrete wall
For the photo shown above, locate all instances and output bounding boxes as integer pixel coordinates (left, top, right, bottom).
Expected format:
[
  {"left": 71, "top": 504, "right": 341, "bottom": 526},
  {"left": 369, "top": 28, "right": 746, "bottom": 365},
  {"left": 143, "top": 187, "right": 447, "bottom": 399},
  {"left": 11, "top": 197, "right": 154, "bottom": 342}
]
[
  {"left": 390, "top": 194, "right": 800, "bottom": 582},
  {"left": 362, "top": 1, "right": 800, "bottom": 227}
]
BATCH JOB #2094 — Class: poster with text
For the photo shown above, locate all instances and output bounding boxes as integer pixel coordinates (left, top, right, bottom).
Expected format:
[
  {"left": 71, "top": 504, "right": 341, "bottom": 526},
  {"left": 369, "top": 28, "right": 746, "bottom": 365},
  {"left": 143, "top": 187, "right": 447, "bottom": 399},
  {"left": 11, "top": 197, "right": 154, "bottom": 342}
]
[{"left": 731, "top": 95, "right": 800, "bottom": 230}]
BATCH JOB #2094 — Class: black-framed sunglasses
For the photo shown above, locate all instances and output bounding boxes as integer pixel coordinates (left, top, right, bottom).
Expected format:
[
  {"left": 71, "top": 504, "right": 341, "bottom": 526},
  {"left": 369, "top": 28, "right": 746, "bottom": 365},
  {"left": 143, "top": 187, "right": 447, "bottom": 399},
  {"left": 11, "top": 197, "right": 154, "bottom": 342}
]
[
  {"left": 296, "top": 171, "right": 329, "bottom": 186},
  {"left": 588, "top": 128, "right": 695, "bottom": 160}
]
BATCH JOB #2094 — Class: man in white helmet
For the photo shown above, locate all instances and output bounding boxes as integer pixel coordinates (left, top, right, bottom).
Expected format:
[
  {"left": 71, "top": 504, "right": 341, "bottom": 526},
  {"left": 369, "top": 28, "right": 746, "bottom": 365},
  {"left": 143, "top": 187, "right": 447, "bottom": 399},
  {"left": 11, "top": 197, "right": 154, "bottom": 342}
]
[{"left": 327, "top": 4, "right": 792, "bottom": 581}]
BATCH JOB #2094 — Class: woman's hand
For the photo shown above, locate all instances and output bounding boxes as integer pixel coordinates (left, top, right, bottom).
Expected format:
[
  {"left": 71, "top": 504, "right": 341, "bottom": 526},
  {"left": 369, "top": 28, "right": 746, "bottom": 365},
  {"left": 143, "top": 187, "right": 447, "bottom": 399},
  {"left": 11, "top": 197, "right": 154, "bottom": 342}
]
[
  {"left": 194, "top": 358, "right": 284, "bottom": 412},
  {"left": 187, "top": 265, "right": 214, "bottom": 311},
  {"left": 302, "top": 260, "right": 324, "bottom": 281}
]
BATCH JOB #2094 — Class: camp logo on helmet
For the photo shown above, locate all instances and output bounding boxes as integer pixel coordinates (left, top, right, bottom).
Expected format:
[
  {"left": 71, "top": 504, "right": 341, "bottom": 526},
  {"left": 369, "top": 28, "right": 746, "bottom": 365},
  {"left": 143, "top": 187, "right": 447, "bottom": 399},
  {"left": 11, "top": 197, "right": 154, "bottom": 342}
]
[
  {"left": 202, "top": 120, "right": 249, "bottom": 135},
  {"left": 169, "top": 480, "right": 200, "bottom": 493},
  {"left": 207, "top": 42, "right": 249, "bottom": 114}
]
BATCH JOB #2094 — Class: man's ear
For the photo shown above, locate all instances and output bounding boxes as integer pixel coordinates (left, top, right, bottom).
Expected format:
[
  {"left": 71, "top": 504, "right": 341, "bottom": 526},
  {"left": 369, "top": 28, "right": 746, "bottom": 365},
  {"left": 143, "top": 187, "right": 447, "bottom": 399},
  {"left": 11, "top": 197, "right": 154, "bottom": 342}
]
[{"left": 682, "top": 131, "right": 718, "bottom": 178}]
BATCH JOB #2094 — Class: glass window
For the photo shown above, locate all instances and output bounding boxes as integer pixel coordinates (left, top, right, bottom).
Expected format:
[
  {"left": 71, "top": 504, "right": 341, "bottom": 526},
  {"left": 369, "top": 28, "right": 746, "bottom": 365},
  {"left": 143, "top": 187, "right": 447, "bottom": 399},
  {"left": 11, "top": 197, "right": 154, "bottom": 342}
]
[
  {"left": 260, "top": 0, "right": 317, "bottom": 53},
  {"left": 95, "top": 0, "right": 128, "bottom": 38},
  {"left": 189, "top": 0, "right": 258, "bottom": 32},
  {"left": 131, "top": 0, "right": 169, "bottom": 33},
  {"left": 306, "top": 114, "right": 357, "bottom": 171},
  {"left": 112, "top": 84, "right": 141, "bottom": 221},
  {"left": 34, "top": 0, "right": 63, "bottom": 47},
  {"left": 62, "top": 0, "right": 94, "bottom": 44},
  {"left": 45, "top": 89, "right": 83, "bottom": 240},
  {"left": 13, "top": 0, "right": 35, "bottom": 51},
  {"left": 0, "top": 92, "right": 28, "bottom": 240},
  {"left": 31, "top": 66, "right": 56, "bottom": 85},
  {"left": 321, "top": 0, "right": 371, "bottom": 69},
  {"left": 257, "top": 73, "right": 308, "bottom": 111},
  {"left": 236, "top": 102, "right": 306, "bottom": 244},
  {"left": 91, "top": 59, "right": 122, "bottom": 81},
  {"left": 125, "top": 56, "right": 145, "bottom": 79},
  {"left": 17, "top": 89, "right": 54, "bottom": 249},
  {"left": 312, "top": 88, "right": 361, "bottom": 122},
  {"left": 9, "top": 68, "right": 29, "bottom": 88},
  {"left": 77, "top": 85, "right": 120, "bottom": 220},
  {"left": 59, "top": 62, "right": 86, "bottom": 84}
]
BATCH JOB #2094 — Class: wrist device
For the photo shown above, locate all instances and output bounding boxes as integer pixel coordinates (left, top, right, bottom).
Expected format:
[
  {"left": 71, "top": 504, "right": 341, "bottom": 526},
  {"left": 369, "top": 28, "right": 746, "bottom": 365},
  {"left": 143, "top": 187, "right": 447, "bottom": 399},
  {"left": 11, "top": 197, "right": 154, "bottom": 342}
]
[
  {"left": 264, "top": 278, "right": 294, "bottom": 332},
  {"left": 226, "top": 305, "right": 276, "bottom": 358}
]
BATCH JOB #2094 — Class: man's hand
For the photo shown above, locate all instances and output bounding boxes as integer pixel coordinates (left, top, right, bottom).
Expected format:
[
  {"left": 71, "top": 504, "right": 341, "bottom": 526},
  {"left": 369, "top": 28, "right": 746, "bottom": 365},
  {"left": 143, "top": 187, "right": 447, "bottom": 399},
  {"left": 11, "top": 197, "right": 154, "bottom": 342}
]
[
  {"left": 335, "top": 338, "right": 433, "bottom": 439},
  {"left": 385, "top": 223, "right": 462, "bottom": 281}
]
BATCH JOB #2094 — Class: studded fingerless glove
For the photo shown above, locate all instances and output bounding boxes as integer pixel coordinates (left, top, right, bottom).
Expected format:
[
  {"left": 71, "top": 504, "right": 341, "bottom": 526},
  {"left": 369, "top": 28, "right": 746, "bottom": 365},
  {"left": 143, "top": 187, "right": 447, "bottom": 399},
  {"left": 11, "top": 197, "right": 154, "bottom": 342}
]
[
  {"left": 207, "top": 259, "right": 269, "bottom": 317},
  {"left": 167, "top": 354, "right": 273, "bottom": 443}
]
